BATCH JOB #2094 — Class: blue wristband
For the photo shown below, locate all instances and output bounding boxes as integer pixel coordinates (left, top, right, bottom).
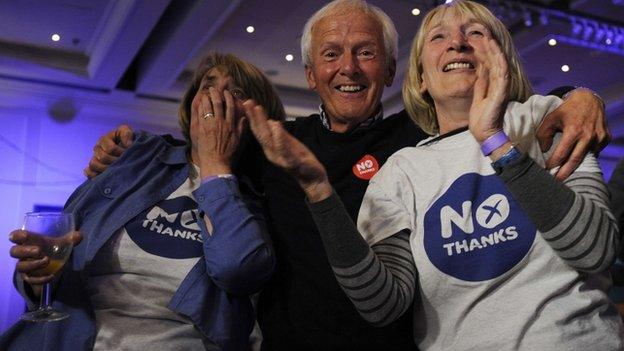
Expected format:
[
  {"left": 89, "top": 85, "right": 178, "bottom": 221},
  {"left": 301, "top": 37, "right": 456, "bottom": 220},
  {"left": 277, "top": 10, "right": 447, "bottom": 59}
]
[{"left": 491, "top": 146, "right": 522, "bottom": 174}]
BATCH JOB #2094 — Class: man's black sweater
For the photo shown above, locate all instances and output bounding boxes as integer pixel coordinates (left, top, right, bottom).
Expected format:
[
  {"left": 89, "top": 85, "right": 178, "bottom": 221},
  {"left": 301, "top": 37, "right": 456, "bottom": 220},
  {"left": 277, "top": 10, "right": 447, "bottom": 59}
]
[{"left": 258, "top": 110, "right": 428, "bottom": 350}]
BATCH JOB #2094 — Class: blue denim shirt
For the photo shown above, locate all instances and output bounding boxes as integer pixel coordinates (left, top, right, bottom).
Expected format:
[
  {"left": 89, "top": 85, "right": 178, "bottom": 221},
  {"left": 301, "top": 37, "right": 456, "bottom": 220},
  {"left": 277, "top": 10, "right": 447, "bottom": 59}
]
[{"left": 1, "top": 131, "right": 274, "bottom": 351}]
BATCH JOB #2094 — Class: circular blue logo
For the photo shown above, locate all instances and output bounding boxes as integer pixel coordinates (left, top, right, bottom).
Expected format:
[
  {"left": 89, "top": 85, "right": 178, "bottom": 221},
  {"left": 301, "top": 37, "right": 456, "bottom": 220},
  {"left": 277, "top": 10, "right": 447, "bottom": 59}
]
[
  {"left": 125, "top": 196, "right": 203, "bottom": 259},
  {"left": 424, "top": 173, "right": 535, "bottom": 281}
]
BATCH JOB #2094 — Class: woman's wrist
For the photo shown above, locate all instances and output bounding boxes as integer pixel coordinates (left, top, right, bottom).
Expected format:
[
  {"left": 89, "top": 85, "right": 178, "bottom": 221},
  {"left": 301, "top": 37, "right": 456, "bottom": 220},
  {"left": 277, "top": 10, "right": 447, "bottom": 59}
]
[
  {"left": 199, "top": 162, "right": 232, "bottom": 180},
  {"left": 479, "top": 129, "right": 509, "bottom": 155},
  {"left": 201, "top": 174, "right": 237, "bottom": 184},
  {"left": 477, "top": 129, "right": 523, "bottom": 170},
  {"left": 488, "top": 141, "right": 514, "bottom": 162}
]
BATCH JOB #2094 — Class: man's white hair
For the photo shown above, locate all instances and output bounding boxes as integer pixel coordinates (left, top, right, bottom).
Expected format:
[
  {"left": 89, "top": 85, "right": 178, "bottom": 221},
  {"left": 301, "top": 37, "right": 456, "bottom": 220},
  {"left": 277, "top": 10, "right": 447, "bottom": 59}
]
[{"left": 300, "top": 0, "right": 398, "bottom": 67}]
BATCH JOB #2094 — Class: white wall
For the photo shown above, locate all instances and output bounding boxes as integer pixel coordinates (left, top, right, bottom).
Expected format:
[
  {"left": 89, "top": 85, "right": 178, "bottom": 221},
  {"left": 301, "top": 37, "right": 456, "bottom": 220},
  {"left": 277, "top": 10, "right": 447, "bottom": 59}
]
[{"left": 0, "top": 78, "right": 180, "bottom": 333}]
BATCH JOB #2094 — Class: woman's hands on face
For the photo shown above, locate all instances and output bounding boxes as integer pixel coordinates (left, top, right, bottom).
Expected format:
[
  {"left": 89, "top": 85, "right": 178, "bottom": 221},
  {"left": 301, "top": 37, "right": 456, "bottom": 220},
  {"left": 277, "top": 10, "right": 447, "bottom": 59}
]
[
  {"left": 191, "top": 87, "right": 246, "bottom": 178},
  {"left": 243, "top": 100, "right": 332, "bottom": 203},
  {"left": 469, "top": 38, "right": 509, "bottom": 143}
]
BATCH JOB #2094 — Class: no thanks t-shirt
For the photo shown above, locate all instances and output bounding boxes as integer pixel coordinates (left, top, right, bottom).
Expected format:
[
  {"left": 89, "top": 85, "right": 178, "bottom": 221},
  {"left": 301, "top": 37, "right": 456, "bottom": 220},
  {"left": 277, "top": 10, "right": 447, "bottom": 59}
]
[{"left": 86, "top": 168, "right": 218, "bottom": 351}]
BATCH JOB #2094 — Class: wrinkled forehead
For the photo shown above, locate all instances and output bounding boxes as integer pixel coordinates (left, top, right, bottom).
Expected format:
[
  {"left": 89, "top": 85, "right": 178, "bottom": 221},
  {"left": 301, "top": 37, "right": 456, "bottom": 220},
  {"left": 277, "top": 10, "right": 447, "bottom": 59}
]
[
  {"left": 312, "top": 8, "right": 382, "bottom": 40},
  {"left": 200, "top": 66, "right": 238, "bottom": 86},
  {"left": 423, "top": 6, "right": 485, "bottom": 33},
  {"left": 207, "top": 65, "right": 229, "bottom": 77}
]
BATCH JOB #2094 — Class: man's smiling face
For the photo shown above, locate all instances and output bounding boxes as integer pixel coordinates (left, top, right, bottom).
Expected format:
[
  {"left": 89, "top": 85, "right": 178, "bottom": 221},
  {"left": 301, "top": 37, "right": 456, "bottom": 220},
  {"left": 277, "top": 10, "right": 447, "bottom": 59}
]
[{"left": 305, "top": 9, "right": 395, "bottom": 132}]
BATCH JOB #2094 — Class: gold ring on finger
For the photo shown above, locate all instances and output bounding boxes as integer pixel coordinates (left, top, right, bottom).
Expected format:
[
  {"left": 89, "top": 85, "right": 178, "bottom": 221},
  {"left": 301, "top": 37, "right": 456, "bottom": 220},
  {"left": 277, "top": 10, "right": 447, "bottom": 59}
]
[{"left": 203, "top": 112, "right": 215, "bottom": 119}]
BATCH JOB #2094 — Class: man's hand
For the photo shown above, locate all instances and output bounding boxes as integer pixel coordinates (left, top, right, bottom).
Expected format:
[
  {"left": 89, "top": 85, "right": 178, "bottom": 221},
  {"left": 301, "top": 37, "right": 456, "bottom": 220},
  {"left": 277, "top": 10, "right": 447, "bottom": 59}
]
[
  {"left": 537, "top": 88, "right": 610, "bottom": 180},
  {"left": 84, "top": 125, "right": 134, "bottom": 178},
  {"left": 9, "top": 229, "right": 82, "bottom": 287},
  {"left": 243, "top": 100, "right": 332, "bottom": 202}
]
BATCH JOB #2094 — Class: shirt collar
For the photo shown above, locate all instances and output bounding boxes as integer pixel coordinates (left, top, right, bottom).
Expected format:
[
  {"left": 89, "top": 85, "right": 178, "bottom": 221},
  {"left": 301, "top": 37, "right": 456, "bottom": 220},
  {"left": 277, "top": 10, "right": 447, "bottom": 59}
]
[
  {"left": 318, "top": 104, "right": 386, "bottom": 132},
  {"left": 158, "top": 143, "right": 188, "bottom": 165}
]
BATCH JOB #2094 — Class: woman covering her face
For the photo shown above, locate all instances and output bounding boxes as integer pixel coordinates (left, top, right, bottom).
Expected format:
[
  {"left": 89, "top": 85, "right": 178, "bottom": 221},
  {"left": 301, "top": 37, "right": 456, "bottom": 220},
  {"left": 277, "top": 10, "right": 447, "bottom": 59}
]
[
  {"left": 241, "top": 0, "right": 623, "bottom": 349},
  {"left": 3, "top": 53, "right": 284, "bottom": 351}
]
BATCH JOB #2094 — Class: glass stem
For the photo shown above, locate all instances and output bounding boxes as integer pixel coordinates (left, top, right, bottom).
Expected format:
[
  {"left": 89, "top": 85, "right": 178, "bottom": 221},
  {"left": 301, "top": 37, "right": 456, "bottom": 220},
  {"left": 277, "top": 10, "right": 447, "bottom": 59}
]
[{"left": 39, "top": 283, "right": 52, "bottom": 312}]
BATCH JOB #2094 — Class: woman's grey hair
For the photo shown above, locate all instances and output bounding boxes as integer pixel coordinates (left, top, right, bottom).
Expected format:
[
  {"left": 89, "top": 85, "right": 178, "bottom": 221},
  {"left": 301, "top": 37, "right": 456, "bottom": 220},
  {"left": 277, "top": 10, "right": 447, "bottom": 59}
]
[{"left": 300, "top": 0, "right": 398, "bottom": 67}]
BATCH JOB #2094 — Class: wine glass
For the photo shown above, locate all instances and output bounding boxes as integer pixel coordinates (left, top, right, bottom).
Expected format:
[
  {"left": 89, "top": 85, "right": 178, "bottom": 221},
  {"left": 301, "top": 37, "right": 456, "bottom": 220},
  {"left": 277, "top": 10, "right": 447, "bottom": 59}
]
[{"left": 20, "top": 212, "right": 75, "bottom": 322}]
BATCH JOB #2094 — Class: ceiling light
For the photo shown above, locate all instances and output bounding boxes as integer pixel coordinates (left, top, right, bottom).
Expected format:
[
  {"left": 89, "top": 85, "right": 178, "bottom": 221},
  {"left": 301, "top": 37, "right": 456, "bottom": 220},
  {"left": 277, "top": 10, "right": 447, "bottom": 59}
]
[
  {"left": 411, "top": 8, "right": 421, "bottom": 16},
  {"left": 606, "top": 29, "right": 615, "bottom": 44},
  {"left": 523, "top": 10, "right": 533, "bottom": 27},
  {"left": 285, "top": 54, "right": 294, "bottom": 62},
  {"left": 548, "top": 38, "right": 557, "bottom": 46},
  {"left": 246, "top": 26, "right": 255, "bottom": 34},
  {"left": 51, "top": 34, "right": 61, "bottom": 42},
  {"left": 561, "top": 64, "right": 570, "bottom": 72}
]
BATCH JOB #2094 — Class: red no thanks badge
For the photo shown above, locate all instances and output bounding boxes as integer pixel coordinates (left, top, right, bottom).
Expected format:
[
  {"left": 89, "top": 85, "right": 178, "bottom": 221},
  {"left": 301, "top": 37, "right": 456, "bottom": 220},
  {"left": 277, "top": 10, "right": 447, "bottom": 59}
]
[{"left": 352, "top": 154, "right": 380, "bottom": 180}]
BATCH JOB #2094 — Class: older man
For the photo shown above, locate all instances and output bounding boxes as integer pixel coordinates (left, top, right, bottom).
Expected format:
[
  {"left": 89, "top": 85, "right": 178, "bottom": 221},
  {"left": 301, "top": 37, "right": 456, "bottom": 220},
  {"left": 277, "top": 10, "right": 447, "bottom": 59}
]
[
  {"left": 87, "top": 1, "right": 609, "bottom": 349},
  {"left": 255, "top": 2, "right": 423, "bottom": 349}
]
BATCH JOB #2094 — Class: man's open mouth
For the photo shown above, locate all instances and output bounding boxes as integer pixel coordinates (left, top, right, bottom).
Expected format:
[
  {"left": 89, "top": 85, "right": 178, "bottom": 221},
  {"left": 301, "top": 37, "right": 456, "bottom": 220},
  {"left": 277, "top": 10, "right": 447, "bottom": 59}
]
[{"left": 336, "top": 85, "right": 366, "bottom": 93}]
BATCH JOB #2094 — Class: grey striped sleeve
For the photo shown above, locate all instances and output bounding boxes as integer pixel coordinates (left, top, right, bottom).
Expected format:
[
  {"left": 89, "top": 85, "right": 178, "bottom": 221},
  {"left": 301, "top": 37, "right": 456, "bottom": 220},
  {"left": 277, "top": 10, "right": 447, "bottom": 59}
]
[
  {"left": 307, "top": 192, "right": 417, "bottom": 326},
  {"left": 499, "top": 154, "right": 620, "bottom": 273},
  {"left": 332, "top": 232, "right": 416, "bottom": 326},
  {"left": 608, "top": 158, "right": 624, "bottom": 240}
]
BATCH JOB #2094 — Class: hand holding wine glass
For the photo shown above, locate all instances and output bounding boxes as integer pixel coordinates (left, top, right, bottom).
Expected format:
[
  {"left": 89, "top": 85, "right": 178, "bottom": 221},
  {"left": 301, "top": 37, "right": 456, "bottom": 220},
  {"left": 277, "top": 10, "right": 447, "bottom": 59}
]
[
  {"left": 9, "top": 212, "right": 81, "bottom": 322},
  {"left": 9, "top": 228, "right": 82, "bottom": 285}
]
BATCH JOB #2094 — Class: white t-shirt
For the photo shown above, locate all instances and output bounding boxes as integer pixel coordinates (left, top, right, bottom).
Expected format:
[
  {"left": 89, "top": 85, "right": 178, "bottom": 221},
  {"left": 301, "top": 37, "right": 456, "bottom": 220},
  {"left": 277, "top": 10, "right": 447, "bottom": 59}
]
[
  {"left": 86, "top": 168, "right": 218, "bottom": 350},
  {"left": 358, "top": 95, "right": 623, "bottom": 350}
]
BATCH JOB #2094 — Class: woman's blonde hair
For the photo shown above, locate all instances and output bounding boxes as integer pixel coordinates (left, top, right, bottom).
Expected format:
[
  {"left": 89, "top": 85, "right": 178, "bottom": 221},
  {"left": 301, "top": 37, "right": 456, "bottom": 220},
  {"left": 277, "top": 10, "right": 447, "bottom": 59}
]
[{"left": 402, "top": 0, "right": 533, "bottom": 135}]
